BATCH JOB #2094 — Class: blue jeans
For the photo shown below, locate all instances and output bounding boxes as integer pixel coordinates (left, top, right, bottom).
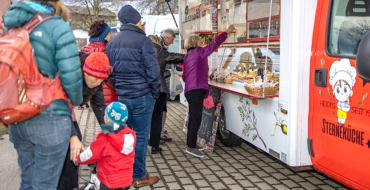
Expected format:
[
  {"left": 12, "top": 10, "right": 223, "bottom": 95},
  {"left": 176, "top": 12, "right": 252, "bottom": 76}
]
[
  {"left": 119, "top": 93, "right": 156, "bottom": 181},
  {"left": 8, "top": 114, "right": 71, "bottom": 190}
]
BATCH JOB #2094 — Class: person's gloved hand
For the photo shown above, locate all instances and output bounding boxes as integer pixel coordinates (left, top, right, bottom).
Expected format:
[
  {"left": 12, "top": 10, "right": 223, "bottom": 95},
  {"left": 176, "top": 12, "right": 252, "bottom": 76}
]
[{"left": 70, "top": 136, "right": 85, "bottom": 163}]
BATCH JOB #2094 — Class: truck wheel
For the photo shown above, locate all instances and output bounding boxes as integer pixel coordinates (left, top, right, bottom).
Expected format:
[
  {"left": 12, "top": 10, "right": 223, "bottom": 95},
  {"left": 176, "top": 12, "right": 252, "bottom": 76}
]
[{"left": 217, "top": 106, "right": 243, "bottom": 147}]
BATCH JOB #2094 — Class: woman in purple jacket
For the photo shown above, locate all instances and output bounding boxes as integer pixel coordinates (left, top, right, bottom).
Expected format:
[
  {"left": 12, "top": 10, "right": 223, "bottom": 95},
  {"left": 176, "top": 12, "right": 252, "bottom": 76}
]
[{"left": 183, "top": 24, "right": 235, "bottom": 158}]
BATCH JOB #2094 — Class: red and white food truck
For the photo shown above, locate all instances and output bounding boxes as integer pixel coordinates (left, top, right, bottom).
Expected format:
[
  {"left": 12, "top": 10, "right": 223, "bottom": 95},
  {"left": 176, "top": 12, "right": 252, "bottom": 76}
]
[{"left": 179, "top": 0, "right": 370, "bottom": 189}]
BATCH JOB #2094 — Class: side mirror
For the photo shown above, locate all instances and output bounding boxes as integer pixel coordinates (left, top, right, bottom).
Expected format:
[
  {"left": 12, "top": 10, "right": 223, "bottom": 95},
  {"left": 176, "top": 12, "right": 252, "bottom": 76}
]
[{"left": 356, "top": 29, "right": 370, "bottom": 86}]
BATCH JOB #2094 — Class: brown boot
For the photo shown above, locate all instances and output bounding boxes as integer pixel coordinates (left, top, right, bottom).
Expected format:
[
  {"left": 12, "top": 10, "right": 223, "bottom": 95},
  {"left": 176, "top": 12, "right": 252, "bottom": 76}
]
[{"left": 133, "top": 175, "right": 159, "bottom": 188}]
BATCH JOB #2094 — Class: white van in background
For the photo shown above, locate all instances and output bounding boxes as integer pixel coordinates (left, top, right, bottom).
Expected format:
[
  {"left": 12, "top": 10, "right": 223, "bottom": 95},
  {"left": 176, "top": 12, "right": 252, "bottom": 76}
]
[{"left": 143, "top": 14, "right": 183, "bottom": 100}]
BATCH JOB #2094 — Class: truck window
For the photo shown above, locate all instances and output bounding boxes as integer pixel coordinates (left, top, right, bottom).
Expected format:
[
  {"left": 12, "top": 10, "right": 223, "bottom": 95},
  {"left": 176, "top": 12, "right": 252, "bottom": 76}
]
[{"left": 327, "top": 0, "right": 370, "bottom": 58}]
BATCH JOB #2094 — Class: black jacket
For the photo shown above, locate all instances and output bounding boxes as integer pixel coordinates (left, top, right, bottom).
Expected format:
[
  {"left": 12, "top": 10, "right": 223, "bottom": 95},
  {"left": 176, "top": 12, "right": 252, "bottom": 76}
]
[
  {"left": 71, "top": 53, "right": 106, "bottom": 137},
  {"left": 79, "top": 52, "right": 106, "bottom": 125},
  {"left": 153, "top": 43, "right": 184, "bottom": 93}
]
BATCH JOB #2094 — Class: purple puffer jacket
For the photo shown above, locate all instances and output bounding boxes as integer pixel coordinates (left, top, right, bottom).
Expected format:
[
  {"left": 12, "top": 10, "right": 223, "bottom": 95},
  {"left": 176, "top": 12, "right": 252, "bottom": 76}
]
[{"left": 183, "top": 32, "right": 228, "bottom": 97}]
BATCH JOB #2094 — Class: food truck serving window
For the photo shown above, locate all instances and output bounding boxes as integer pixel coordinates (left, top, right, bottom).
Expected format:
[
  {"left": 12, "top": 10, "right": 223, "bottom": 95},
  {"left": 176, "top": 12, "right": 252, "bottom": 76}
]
[{"left": 327, "top": 0, "right": 370, "bottom": 58}]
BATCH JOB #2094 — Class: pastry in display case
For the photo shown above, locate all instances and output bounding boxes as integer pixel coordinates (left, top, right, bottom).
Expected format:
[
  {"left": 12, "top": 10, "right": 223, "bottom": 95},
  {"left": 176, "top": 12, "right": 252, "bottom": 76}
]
[
  {"left": 209, "top": 68, "right": 232, "bottom": 84},
  {"left": 218, "top": 46, "right": 280, "bottom": 95},
  {"left": 244, "top": 80, "right": 279, "bottom": 96},
  {"left": 199, "top": 34, "right": 215, "bottom": 45},
  {"left": 224, "top": 76, "right": 233, "bottom": 84}
]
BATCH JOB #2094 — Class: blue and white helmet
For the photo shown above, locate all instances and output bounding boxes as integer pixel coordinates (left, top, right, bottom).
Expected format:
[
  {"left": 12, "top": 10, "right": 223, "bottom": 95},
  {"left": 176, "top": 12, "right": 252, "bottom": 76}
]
[{"left": 105, "top": 102, "right": 128, "bottom": 126}]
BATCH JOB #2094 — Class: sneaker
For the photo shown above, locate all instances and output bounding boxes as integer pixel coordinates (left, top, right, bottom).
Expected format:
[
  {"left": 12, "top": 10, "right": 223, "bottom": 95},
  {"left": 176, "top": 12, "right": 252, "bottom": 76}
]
[
  {"left": 197, "top": 145, "right": 204, "bottom": 151},
  {"left": 186, "top": 147, "right": 204, "bottom": 158},
  {"left": 160, "top": 140, "right": 165, "bottom": 145},
  {"left": 160, "top": 135, "right": 172, "bottom": 142}
]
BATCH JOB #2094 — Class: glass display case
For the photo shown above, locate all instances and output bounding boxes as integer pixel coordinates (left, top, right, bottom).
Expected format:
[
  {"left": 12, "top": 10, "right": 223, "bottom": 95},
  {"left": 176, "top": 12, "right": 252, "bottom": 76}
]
[
  {"left": 246, "top": 0, "right": 280, "bottom": 42},
  {"left": 180, "top": 0, "right": 281, "bottom": 97},
  {"left": 209, "top": 45, "right": 280, "bottom": 98},
  {"left": 181, "top": 0, "right": 280, "bottom": 44}
]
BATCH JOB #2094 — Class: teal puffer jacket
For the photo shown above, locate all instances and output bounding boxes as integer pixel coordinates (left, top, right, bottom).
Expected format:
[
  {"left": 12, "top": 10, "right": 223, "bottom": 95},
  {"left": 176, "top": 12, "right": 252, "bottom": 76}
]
[{"left": 4, "top": 2, "right": 83, "bottom": 116}]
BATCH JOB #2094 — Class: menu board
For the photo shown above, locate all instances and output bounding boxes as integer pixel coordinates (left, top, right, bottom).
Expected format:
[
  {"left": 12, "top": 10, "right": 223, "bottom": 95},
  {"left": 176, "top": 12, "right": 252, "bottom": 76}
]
[{"left": 183, "top": 86, "right": 224, "bottom": 153}]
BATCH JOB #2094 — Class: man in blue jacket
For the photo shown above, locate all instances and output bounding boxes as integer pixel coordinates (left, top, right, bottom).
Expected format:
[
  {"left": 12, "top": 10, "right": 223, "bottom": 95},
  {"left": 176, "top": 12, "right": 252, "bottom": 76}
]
[{"left": 105, "top": 5, "right": 160, "bottom": 188}]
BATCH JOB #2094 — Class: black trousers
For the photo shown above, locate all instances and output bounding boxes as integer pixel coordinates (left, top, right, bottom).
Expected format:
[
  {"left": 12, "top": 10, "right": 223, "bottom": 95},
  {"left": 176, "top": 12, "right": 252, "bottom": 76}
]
[
  {"left": 150, "top": 92, "right": 167, "bottom": 148},
  {"left": 57, "top": 121, "right": 82, "bottom": 190},
  {"left": 185, "top": 89, "right": 206, "bottom": 148}
]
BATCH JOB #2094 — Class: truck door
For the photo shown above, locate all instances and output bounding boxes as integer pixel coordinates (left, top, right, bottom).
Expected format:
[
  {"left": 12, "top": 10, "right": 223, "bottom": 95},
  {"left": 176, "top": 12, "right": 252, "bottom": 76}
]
[{"left": 309, "top": 0, "right": 370, "bottom": 189}]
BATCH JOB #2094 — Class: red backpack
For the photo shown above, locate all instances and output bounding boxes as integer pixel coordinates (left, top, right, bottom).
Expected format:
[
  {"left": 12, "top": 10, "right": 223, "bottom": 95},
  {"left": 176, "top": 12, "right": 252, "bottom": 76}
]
[{"left": 0, "top": 13, "right": 70, "bottom": 125}]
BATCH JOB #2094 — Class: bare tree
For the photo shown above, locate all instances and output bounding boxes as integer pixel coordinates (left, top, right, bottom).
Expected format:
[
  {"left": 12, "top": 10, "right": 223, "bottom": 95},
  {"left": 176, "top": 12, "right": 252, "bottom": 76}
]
[
  {"left": 136, "top": 0, "right": 179, "bottom": 15},
  {"left": 63, "top": 0, "right": 126, "bottom": 31}
]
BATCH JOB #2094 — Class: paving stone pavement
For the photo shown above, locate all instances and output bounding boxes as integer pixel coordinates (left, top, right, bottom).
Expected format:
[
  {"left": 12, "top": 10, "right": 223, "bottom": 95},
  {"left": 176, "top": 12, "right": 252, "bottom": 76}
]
[{"left": 77, "top": 101, "right": 350, "bottom": 190}]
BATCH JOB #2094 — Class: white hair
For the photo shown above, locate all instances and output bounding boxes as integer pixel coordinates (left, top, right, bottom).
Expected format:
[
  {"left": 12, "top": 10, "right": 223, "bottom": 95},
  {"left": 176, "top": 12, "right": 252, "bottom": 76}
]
[{"left": 161, "top": 29, "right": 176, "bottom": 38}]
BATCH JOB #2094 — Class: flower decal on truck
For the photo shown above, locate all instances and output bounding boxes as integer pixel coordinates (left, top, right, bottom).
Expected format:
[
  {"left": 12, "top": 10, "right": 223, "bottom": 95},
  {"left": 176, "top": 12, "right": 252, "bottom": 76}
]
[{"left": 329, "top": 59, "right": 357, "bottom": 125}]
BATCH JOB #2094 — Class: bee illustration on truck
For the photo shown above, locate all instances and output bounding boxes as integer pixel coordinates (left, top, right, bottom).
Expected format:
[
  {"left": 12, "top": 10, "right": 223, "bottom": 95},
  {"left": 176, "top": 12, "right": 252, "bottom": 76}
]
[{"left": 329, "top": 59, "right": 357, "bottom": 125}]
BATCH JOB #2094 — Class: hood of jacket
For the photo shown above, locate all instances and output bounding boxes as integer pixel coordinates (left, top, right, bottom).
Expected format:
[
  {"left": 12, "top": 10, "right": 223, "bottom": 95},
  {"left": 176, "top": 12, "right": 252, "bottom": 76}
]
[
  {"left": 100, "top": 127, "right": 135, "bottom": 154},
  {"left": 4, "top": 2, "right": 52, "bottom": 29},
  {"left": 81, "top": 42, "right": 107, "bottom": 54}
]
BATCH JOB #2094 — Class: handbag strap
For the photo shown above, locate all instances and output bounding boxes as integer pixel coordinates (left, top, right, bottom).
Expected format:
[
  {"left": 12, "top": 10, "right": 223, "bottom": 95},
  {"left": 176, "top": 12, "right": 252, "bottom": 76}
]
[{"left": 103, "top": 79, "right": 115, "bottom": 90}]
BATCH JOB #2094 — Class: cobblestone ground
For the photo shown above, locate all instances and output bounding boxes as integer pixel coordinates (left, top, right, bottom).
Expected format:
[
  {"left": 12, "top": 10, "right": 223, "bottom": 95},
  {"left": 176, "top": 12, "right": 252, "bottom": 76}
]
[{"left": 76, "top": 101, "right": 350, "bottom": 190}]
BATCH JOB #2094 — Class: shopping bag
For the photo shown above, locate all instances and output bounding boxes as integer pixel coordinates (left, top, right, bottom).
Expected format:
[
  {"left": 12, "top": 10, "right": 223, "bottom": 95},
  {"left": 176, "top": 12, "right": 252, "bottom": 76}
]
[
  {"left": 169, "top": 65, "right": 184, "bottom": 100},
  {"left": 203, "top": 94, "right": 215, "bottom": 109}
]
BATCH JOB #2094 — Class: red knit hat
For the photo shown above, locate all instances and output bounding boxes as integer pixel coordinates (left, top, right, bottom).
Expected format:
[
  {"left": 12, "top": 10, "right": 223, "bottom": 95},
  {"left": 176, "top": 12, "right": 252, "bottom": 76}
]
[{"left": 83, "top": 52, "right": 112, "bottom": 79}]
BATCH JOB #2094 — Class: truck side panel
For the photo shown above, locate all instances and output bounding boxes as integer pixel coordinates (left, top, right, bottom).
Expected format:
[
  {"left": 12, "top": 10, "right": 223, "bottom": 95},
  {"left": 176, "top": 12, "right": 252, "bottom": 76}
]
[{"left": 309, "top": 0, "right": 370, "bottom": 189}]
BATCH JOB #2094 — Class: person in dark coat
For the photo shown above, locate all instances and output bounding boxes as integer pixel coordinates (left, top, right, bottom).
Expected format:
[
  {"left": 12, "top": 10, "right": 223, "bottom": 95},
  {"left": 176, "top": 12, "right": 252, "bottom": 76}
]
[
  {"left": 105, "top": 5, "right": 160, "bottom": 188},
  {"left": 58, "top": 52, "right": 111, "bottom": 190},
  {"left": 147, "top": 35, "right": 184, "bottom": 154}
]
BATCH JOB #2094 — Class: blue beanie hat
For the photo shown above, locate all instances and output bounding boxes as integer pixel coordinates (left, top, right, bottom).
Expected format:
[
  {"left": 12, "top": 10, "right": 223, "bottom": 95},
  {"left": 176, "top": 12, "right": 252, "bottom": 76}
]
[
  {"left": 89, "top": 23, "right": 111, "bottom": 42},
  {"left": 105, "top": 102, "right": 128, "bottom": 126},
  {"left": 118, "top": 5, "right": 141, "bottom": 24}
]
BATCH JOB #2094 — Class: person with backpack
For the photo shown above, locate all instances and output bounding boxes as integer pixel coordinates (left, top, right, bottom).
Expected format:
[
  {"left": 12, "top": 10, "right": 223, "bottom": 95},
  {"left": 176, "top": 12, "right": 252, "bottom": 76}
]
[
  {"left": 77, "top": 101, "right": 136, "bottom": 190},
  {"left": 0, "top": 9, "right": 4, "bottom": 141},
  {"left": 58, "top": 52, "right": 112, "bottom": 190},
  {"left": 81, "top": 20, "right": 117, "bottom": 106},
  {"left": 2, "top": 0, "right": 83, "bottom": 189},
  {"left": 0, "top": 11, "right": 4, "bottom": 37}
]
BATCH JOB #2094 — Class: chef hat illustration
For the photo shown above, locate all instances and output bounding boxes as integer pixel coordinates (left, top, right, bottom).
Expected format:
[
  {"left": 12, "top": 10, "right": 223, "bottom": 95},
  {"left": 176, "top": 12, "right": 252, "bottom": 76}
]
[{"left": 329, "top": 59, "right": 357, "bottom": 88}]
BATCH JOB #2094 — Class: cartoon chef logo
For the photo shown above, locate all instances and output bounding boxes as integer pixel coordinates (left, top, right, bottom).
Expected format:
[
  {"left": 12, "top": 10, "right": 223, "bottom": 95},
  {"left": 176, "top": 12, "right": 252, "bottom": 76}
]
[{"left": 329, "top": 59, "right": 357, "bottom": 125}]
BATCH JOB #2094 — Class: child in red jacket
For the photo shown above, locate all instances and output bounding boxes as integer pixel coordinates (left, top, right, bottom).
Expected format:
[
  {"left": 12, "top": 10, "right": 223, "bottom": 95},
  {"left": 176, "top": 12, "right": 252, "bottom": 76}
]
[{"left": 78, "top": 102, "right": 136, "bottom": 190}]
